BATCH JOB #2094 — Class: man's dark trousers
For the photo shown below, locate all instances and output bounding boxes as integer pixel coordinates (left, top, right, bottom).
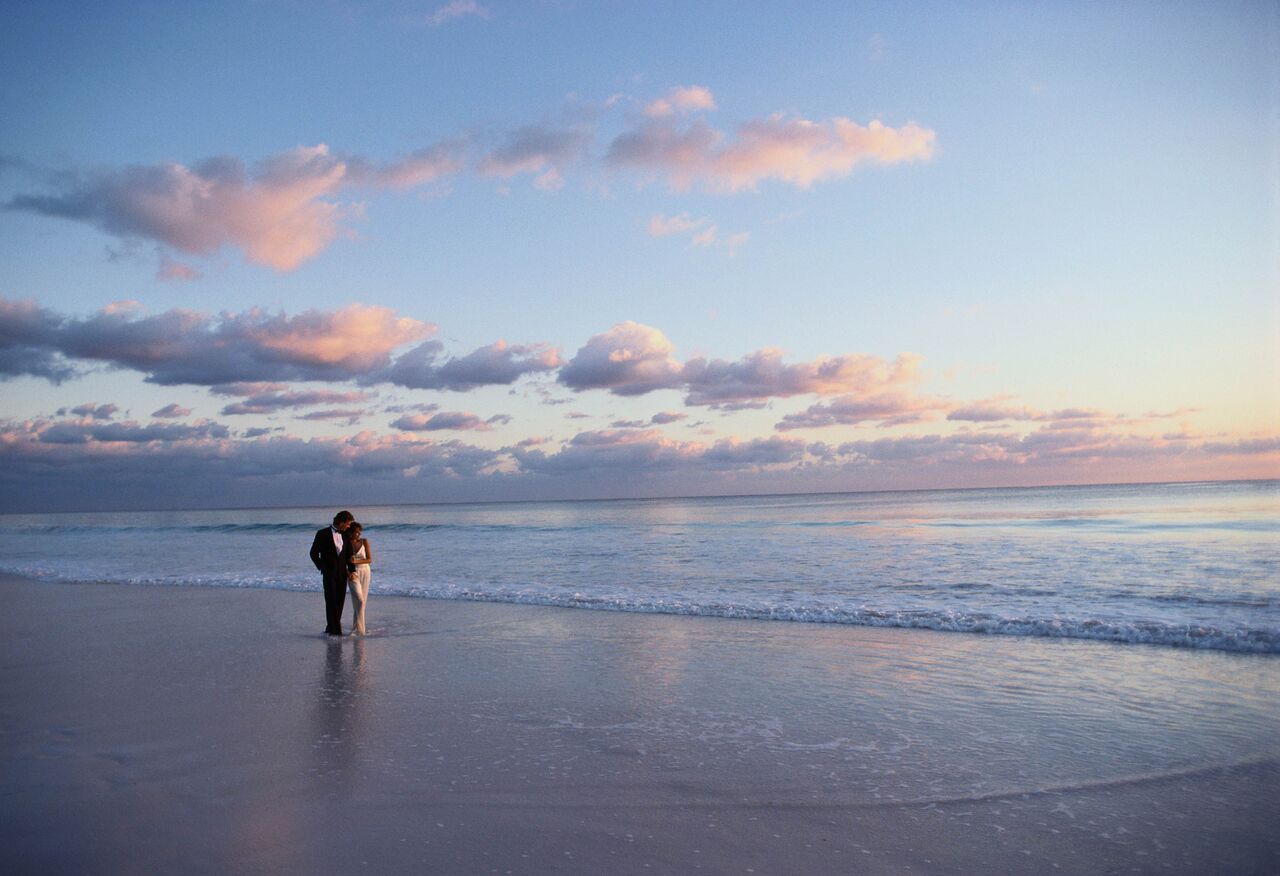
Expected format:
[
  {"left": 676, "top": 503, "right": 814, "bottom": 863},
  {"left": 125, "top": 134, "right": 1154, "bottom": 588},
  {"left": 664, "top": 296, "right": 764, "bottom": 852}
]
[{"left": 323, "top": 568, "right": 346, "bottom": 634}]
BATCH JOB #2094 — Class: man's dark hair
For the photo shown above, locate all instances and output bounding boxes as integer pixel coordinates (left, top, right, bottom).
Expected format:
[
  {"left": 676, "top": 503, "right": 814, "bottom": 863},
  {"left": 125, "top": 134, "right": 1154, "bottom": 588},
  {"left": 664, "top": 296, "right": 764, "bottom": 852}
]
[{"left": 333, "top": 510, "right": 355, "bottom": 525}]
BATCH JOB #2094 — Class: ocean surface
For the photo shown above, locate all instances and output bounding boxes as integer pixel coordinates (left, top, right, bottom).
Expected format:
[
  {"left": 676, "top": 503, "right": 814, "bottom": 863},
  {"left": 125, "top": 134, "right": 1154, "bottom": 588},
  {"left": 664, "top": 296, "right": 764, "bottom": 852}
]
[{"left": 4, "top": 480, "right": 1278, "bottom": 653}]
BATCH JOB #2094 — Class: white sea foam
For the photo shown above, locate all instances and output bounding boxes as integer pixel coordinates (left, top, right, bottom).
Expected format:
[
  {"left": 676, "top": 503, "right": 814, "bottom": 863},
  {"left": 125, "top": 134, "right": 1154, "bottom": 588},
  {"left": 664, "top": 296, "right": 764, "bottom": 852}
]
[{"left": 5, "top": 565, "right": 1278, "bottom": 654}]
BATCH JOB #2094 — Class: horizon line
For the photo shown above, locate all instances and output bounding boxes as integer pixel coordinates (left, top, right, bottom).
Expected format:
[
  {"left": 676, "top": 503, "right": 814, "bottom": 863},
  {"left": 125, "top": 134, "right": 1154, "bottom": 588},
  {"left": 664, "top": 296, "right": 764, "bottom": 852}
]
[{"left": 5, "top": 476, "right": 1275, "bottom": 518}]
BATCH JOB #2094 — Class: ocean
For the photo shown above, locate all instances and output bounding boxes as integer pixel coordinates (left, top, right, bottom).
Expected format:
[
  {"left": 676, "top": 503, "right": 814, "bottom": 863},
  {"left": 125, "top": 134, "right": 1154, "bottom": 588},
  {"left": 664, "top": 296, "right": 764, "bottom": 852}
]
[{"left": 5, "top": 479, "right": 1277, "bottom": 654}]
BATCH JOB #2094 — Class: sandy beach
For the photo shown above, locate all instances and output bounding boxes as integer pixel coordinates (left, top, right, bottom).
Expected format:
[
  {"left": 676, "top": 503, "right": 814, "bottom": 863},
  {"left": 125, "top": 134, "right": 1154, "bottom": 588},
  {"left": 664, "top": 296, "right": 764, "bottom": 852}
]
[{"left": 2, "top": 574, "right": 1277, "bottom": 874}]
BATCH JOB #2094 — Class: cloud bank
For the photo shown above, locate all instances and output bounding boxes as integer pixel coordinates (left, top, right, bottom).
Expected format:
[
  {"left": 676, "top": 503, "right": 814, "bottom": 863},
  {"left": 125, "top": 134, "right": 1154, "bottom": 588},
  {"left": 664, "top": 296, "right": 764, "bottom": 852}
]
[
  {"left": 4, "top": 407, "right": 1271, "bottom": 512},
  {"left": 4, "top": 296, "right": 1273, "bottom": 510},
  {"left": 0, "top": 297, "right": 565, "bottom": 392}
]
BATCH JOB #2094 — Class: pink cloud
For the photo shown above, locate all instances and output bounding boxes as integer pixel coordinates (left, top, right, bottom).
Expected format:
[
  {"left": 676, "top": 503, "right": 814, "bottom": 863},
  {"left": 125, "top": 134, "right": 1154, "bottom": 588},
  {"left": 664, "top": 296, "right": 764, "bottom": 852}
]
[
  {"left": 0, "top": 420, "right": 502, "bottom": 496},
  {"left": 645, "top": 85, "right": 717, "bottom": 118},
  {"left": 8, "top": 143, "right": 464, "bottom": 271},
  {"left": 29, "top": 417, "right": 230, "bottom": 445},
  {"left": 296, "top": 408, "right": 369, "bottom": 424},
  {"left": 151, "top": 403, "right": 193, "bottom": 418},
  {"left": 1201, "top": 437, "right": 1280, "bottom": 455},
  {"left": 156, "top": 256, "right": 201, "bottom": 282},
  {"left": 220, "top": 389, "right": 375, "bottom": 416},
  {"left": 64, "top": 402, "right": 119, "bottom": 420},
  {"left": 511, "top": 428, "right": 805, "bottom": 476},
  {"left": 702, "top": 434, "right": 806, "bottom": 467},
  {"left": 647, "top": 213, "right": 745, "bottom": 255},
  {"left": 609, "top": 108, "right": 936, "bottom": 192},
  {"left": 391, "top": 410, "right": 509, "bottom": 432},
  {"left": 349, "top": 141, "right": 466, "bottom": 189},
  {"left": 947, "top": 398, "right": 1116, "bottom": 424},
  {"left": 777, "top": 391, "right": 941, "bottom": 431},
  {"left": 378, "top": 338, "right": 561, "bottom": 391},
  {"left": 210, "top": 382, "right": 290, "bottom": 397},
  {"left": 824, "top": 423, "right": 1280, "bottom": 470},
  {"left": 647, "top": 212, "right": 709, "bottom": 236},
  {"left": 946, "top": 397, "right": 1036, "bottom": 422},
  {"left": 560, "top": 322, "right": 929, "bottom": 409},
  {"left": 710, "top": 400, "right": 769, "bottom": 412},
  {"left": 649, "top": 411, "right": 687, "bottom": 425},
  {"left": 235, "top": 305, "right": 429, "bottom": 373},
  {"left": 0, "top": 296, "right": 433, "bottom": 386},
  {"left": 682, "top": 350, "right": 924, "bottom": 406},
  {"left": 1145, "top": 407, "right": 1201, "bottom": 419},
  {"left": 477, "top": 125, "right": 591, "bottom": 184},
  {"left": 558, "top": 322, "right": 684, "bottom": 396}
]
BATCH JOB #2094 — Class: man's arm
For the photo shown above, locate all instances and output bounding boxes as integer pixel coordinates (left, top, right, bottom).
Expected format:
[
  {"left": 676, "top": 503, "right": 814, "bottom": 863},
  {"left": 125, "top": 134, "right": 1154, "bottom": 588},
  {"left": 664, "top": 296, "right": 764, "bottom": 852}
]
[{"left": 309, "top": 530, "right": 326, "bottom": 571}]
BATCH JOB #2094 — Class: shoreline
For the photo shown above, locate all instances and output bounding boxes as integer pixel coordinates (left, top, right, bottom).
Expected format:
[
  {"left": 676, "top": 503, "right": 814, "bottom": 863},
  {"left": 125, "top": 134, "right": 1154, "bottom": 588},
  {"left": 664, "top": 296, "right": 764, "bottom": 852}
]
[
  {"left": 7, "top": 568, "right": 1277, "bottom": 655},
  {"left": 3, "top": 574, "right": 1278, "bottom": 873}
]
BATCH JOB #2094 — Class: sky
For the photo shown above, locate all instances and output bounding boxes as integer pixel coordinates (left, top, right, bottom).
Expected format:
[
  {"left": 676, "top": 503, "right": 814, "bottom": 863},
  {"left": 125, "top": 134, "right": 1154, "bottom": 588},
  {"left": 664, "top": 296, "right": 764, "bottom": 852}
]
[{"left": 0, "top": 0, "right": 1277, "bottom": 512}]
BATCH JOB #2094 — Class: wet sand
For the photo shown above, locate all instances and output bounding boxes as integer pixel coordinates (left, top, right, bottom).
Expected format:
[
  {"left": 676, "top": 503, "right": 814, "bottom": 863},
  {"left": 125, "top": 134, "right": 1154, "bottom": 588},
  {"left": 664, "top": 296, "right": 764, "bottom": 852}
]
[{"left": 2, "top": 575, "right": 1277, "bottom": 873}]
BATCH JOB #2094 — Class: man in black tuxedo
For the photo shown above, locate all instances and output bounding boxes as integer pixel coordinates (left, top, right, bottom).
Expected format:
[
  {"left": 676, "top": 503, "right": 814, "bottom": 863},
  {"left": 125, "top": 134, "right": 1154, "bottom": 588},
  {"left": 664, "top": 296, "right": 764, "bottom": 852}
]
[{"left": 311, "top": 510, "right": 354, "bottom": 635}]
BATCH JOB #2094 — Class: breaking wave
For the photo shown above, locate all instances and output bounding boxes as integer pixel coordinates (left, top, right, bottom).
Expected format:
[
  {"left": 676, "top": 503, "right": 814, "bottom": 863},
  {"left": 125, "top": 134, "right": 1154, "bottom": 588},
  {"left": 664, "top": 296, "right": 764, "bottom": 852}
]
[{"left": 6, "top": 566, "right": 1277, "bottom": 654}]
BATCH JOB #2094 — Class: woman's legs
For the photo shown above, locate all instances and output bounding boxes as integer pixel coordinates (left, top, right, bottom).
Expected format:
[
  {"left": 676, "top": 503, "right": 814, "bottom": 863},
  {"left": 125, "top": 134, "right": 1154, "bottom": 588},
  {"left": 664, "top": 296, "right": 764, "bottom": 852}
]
[{"left": 347, "top": 575, "right": 367, "bottom": 635}]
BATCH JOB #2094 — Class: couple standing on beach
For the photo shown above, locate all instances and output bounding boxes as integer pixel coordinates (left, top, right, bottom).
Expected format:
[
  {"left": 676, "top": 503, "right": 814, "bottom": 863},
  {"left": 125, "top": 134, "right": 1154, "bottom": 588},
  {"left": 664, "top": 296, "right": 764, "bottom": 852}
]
[{"left": 310, "top": 510, "right": 374, "bottom": 636}]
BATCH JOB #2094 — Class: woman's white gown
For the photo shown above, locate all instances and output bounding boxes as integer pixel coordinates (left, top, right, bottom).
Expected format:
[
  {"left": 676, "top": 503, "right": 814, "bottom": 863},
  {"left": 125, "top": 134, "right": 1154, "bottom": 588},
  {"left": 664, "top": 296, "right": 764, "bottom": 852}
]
[{"left": 347, "top": 544, "right": 371, "bottom": 635}]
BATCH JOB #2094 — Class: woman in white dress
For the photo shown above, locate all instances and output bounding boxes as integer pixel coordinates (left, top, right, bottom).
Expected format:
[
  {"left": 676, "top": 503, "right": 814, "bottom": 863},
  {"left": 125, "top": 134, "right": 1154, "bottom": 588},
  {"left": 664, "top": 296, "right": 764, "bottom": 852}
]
[{"left": 345, "top": 522, "right": 373, "bottom": 635}]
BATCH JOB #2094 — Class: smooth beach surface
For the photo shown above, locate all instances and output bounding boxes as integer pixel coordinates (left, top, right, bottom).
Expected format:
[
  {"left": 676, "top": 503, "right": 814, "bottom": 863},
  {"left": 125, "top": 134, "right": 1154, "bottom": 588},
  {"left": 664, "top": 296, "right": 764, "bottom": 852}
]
[{"left": 2, "top": 575, "right": 1278, "bottom": 874}]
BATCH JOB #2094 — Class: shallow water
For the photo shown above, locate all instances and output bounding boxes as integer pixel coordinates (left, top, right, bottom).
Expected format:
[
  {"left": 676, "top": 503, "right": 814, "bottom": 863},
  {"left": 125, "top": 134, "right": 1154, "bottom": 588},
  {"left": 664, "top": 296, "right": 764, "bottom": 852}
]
[{"left": 3, "top": 479, "right": 1278, "bottom": 652}]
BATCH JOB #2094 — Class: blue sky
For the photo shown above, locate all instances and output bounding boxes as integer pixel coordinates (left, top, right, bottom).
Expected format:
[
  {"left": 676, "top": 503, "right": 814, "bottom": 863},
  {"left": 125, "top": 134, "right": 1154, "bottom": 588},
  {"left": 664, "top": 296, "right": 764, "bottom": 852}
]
[{"left": 0, "top": 0, "right": 1276, "bottom": 510}]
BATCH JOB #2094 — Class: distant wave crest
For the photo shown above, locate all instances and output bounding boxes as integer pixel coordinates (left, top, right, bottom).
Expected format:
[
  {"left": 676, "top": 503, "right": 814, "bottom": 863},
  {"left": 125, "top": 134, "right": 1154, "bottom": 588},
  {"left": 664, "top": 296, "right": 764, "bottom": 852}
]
[
  {"left": 9, "top": 521, "right": 452, "bottom": 535},
  {"left": 12, "top": 515, "right": 1278, "bottom": 536}
]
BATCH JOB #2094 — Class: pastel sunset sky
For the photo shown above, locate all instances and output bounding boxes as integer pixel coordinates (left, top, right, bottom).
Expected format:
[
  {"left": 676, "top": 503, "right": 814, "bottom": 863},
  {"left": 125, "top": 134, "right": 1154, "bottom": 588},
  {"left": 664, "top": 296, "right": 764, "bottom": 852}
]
[{"left": 1, "top": 0, "right": 1276, "bottom": 511}]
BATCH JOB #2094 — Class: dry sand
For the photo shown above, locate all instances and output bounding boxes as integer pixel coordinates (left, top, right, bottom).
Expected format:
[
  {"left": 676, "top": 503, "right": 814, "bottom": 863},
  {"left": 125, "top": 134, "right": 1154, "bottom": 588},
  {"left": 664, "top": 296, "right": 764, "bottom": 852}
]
[{"left": 2, "top": 575, "right": 1277, "bottom": 874}]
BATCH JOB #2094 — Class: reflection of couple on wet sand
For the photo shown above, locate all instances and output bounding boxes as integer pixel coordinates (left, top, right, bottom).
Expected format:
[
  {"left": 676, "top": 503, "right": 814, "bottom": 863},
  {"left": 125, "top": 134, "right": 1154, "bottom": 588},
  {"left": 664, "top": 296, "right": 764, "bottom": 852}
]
[{"left": 309, "top": 510, "right": 374, "bottom": 636}]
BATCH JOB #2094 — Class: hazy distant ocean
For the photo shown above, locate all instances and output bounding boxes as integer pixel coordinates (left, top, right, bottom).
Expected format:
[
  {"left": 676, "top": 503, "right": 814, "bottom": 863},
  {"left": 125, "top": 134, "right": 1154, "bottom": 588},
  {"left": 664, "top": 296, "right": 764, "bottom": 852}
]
[{"left": 4, "top": 480, "right": 1277, "bottom": 654}]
